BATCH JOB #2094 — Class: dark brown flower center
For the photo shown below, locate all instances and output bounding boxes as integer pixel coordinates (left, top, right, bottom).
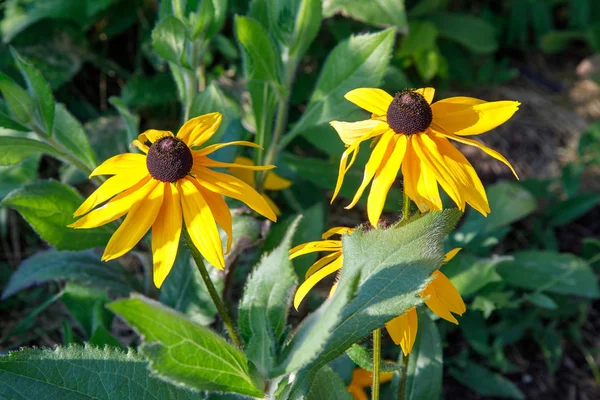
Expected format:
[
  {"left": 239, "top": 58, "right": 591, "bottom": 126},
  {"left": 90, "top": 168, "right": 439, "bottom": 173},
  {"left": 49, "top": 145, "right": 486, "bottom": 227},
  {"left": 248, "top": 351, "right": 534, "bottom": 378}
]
[
  {"left": 386, "top": 90, "right": 433, "bottom": 135},
  {"left": 146, "top": 136, "right": 193, "bottom": 182}
]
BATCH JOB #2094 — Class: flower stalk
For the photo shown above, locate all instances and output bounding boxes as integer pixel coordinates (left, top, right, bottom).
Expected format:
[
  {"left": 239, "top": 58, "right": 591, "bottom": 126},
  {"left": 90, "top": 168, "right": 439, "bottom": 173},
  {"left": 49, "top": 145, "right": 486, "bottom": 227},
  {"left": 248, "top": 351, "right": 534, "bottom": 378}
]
[
  {"left": 372, "top": 328, "right": 382, "bottom": 400},
  {"left": 398, "top": 351, "right": 410, "bottom": 400}
]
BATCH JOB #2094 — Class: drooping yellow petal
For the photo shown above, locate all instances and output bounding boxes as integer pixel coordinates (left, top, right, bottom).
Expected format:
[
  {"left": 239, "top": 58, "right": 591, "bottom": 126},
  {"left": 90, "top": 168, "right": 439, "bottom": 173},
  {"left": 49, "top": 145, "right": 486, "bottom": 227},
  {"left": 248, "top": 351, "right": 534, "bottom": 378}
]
[
  {"left": 304, "top": 251, "right": 342, "bottom": 278},
  {"left": 69, "top": 176, "right": 155, "bottom": 229},
  {"left": 192, "top": 179, "right": 233, "bottom": 253},
  {"left": 152, "top": 183, "right": 182, "bottom": 288},
  {"left": 431, "top": 98, "right": 520, "bottom": 136},
  {"left": 131, "top": 140, "right": 149, "bottom": 153},
  {"left": 262, "top": 193, "right": 281, "bottom": 216},
  {"left": 346, "top": 129, "right": 395, "bottom": 209},
  {"left": 421, "top": 271, "right": 466, "bottom": 324},
  {"left": 434, "top": 130, "right": 518, "bottom": 178},
  {"left": 444, "top": 248, "right": 462, "bottom": 263},
  {"left": 344, "top": 88, "right": 393, "bottom": 116},
  {"left": 385, "top": 307, "right": 418, "bottom": 356},
  {"left": 330, "top": 119, "right": 386, "bottom": 145},
  {"left": 294, "top": 255, "right": 343, "bottom": 310},
  {"left": 264, "top": 170, "right": 292, "bottom": 191},
  {"left": 413, "top": 87, "right": 435, "bottom": 104},
  {"left": 195, "top": 154, "right": 275, "bottom": 172},
  {"left": 289, "top": 240, "right": 342, "bottom": 259},
  {"left": 89, "top": 153, "right": 147, "bottom": 177},
  {"left": 348, "top": 367, "right": 395, "bottom": 395},
  {"left": 348, "top": 384, "right": 368, "bottom": 400},
  {"left": 332, "top": 142, "right": 360, "bottom": 202},
  {"left": 176, "top": 112, "right": 222, "bottom": 147},
  {"left": 415, "top": 145, "right": 443, "bottom": 212},
  {"left": 192, "top": 166, "right": 277, "bottom": 222},
  {"left": 196, "top": 141, "right": 263, "bottom": 156},
  {"left": 179, "top": 177, "right": 225, "bottom": 269},
  {"left": 226, "top": 156, "right": 255, "bottom": 187},
  {"left": 137, "top": 129, "right": 173, "bottom": 144},
  {"left": 74, "top": 169, "right": 149, "bottom": 217},
  {"left": 321, "top": 226, "right": 353, "bottom": 239},
  {"left": 102, "top": 181, "right": 164, "bottom": 261},
  {"left": 367, "top": 134, "right": 407, "bottom": 227}
]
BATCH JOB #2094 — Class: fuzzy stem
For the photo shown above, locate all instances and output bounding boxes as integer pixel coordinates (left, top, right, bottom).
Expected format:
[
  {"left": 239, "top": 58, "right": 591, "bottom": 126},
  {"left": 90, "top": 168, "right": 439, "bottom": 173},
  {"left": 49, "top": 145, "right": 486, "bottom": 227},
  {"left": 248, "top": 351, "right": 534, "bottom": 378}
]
[
  {"left": 397, "top": 351, "right": 410, "bottom": 400},
  {"left": 402, "top": 192, "right": 411, "bottom": 221},
  {"left": 372, "top": 328, "right": 381, "bottom": 400}
]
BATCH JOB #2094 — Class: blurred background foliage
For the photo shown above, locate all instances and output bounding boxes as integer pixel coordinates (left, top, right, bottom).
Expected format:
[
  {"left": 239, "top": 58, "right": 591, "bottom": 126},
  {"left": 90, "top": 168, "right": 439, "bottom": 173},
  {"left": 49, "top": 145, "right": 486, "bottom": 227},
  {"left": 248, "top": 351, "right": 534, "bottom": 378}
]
[{"left": 1, "top": 0, "right": 600, "bottom": 399}]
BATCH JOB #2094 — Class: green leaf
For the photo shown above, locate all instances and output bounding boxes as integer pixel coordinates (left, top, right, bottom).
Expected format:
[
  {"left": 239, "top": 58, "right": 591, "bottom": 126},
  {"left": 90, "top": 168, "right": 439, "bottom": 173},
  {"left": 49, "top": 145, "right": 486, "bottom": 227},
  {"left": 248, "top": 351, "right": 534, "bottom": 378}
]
[
  {"left": 108, "top": 97, "right": 139, "bottom": 143},
  {"left": 121, "top": 72, "right": 177, "bottom": 107},
  {"left": 289, "top": 202, "right": 325, "bottom": 277},
  {"left": 53, "top": 104, "right": 97, "bottom": 169},
  {"left": 109, "top": 295, "right": 264, "bottom": 397},
  {"left": 289, "top": 0, "right": 322, "bottom": 60},
  {"left": 0, "top": 154, "right": 39, "bottom": 200},
  {"left": 152, "top": 16, "right": 188, "bottom": 65},
  {"left": 0, "top": 108, "right": 30, "bottom": 131},
  {"left": 0, "top": 345, "right": 199, "bottom": 399},
  {"left": 287, "top": 28, "right": 395, "bottom": 142},
  {"left": 307, "top": 366, "right": 352, "bottom": 400},
  {"left": 345, "top": 344, "right": 399, "bottom": 373},
  {"left": 449, "top": 360, "right": 524, "bottom": 399},
  {"left": 525, "top": 292, "right": 557, "bottom": 310},
  {"left": 0, "top": 136, "right": 58, "bottom": 166},
  {"left": 535, "top": 324, "right": 562, "bottom": 373},
  {"left": 443, "top": 253, "right": 505, "bottom": 297},
  {"left": 496, "top": 251, "right": 600, "bottom": 298},
  {"left": 547, "top": 193, "right": 600, "bottom": 227},
  {"left": 205, "top": 0, "right": 228, "bottom": 40},
  {"left": 1, "top": 250, "right": 138, "bottom": 299},
  {"left": 1, "top": 180, "right": 113, "bottom": 250},
  {"left": 10, "top": 47, "right": 56, "bottom": 135},
  {"left": 323, "top": 0, "right": 407, "bottom": 30},
  {"left": 459, "top": 310, "right": 491, "bottom": 356},
  {"left": 189, "top": 83, "right": 235, "bottom": 146},
  {"left": 428, "top": 13, "right": 498, "bottom": 54},
  {"left": 403, "top": 309, "right": 443, "bottom": 400},
  {"left": 414, "top": 49, "right": 440, "bottom": 81},
  {"left": 397, "top": 21, "right": 438, "bottom": 57},
  {"left": 0, "top": 73, "right": 35, "bottom": 124}
]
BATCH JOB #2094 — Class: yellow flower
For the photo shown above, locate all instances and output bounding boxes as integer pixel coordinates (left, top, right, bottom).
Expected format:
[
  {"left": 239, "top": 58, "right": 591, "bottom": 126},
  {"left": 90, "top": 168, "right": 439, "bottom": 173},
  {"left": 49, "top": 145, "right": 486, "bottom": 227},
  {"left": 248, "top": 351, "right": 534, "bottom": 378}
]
[
  {"left": 227, "top": 156, "right": 292, "bottom": 216},
  {"left": 385, "top": 248, "right": 465, "bottom": 355},
  {"left": 347, "top": 367, "right": 394, "bottom": 400},
  {"left": 330, "top": 88, "right": 520, "bottom": 226},
  {"left": 290, "top": 226, "right": 353, "bottom": 310},
  {"left": 69, "top": 113, "right": 277, "bottom": 288}
]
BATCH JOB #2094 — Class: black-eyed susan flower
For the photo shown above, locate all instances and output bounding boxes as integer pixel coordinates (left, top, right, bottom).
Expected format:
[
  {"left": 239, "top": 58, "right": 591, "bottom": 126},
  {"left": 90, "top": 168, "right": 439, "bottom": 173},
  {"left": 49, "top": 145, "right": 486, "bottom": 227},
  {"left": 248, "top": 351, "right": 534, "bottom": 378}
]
[
  {"left": 227, "top": 155, "right": 292, "bottom": 216},
  {"left": 330, "top": 88, "right": 520, "bottom": 226},
  {"left": 69, "top": 113, "right": 277, "bottom": 288},
  {"left": 385, "top": 248, "right": 464, "bottom": 355},
  {"left": 347, "top": 366, "right": 394, "bottom": 400}
]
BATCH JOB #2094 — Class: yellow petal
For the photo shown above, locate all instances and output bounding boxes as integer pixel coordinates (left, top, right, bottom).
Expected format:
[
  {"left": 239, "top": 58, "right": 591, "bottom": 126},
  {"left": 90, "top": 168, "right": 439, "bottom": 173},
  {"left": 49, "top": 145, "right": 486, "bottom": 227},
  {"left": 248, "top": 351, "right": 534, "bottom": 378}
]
[
  {"left": 321, "top": 226, "right": 353, "bottom": 239},
  {"left": 69, "top": 176, "right": 155, "bottom": 229},
  {"left": 137, "top": 129, "right": 173, "bottom": 144},
  {"left": 197, "top": 141, "right": 263, "bottom": 156},
  {"left": 102, "top": 181, "right": 164, "bottom": 261},
  {"left": 131, "top": 140, "right": 149, "bottom": 153},
  {"left": 192, "top": 179, "right": 233, "bottom": 253},
  {"left": 304, "top": 251, "right": 342, "bottom": 278},
  {"left": 349, "top": 367, "right": 395, "bottom": 390},
  {"left": 402, "top": 141, "right": 441, "bottom": 213},
  {"left": 289, "top": 240, "right": 342, "bottom": 259},
  {"left": 74, "top": 169, "right": 149, "bottom": 217},
  {"left": 294, "top": 255, "right": 343, "bottom": 310},
  {"left": 431, "top": 98, "right": 520, "bottom": 136},
  {"left": 332, "top": 143, "right": 360, "bottom": 202},
  {"left": 264, "top": 170, "right": 292, "bottom": 191},
  {"left": 194, "top": 154, "right": 275, "bottom": 172},
  {"left": 367, "top": 134, "right": 407, "bottom": 227},
  {"left": 413, "top": 87, "right": 435, "bottom": 104},
  {"left": 152, "top": 183, "right": 182, "bottom": 288},
  {"left": 262, "top": 193, "right": 281, "bottom": 217},
  {"left": 348, "top": 384, "right": 368, "bottom": 400},
  {"left": 435, "top": 130, "right": 518, "bottom": 178},
  {"left": 176, "top": 112, "right": 222, "bottom": 147},
  {"left": 444, "top": 248, "right": 462, "bottom": 263},
  {"left": 422, "top": 270, "right": 466, "bottom": 324},
  {"left": 330, "top": 119, "right": 386, "bottom": 146},
  {"left": 344, "top": 88, "right": 393, "bottom": 116},
  {"left": 385, "top": 307, "right": 418, "bottom": 356},
  {"left": 179, "top": 177, "right": 225, "bottom": 269},
  {"left": 414, "top": 143, "right": 443, "bottom": 212},
  {"left": 89, "top": 153, "right": 147, "bottom": 177},
  {"left": 192, "top": 166, "right": 277, "bottom": 222},
  {"left": 226, "top": 156, "right": 256, "bottom": 187},
  {"left": 346, "top": 129, "right": 396, "bottom": 209}
]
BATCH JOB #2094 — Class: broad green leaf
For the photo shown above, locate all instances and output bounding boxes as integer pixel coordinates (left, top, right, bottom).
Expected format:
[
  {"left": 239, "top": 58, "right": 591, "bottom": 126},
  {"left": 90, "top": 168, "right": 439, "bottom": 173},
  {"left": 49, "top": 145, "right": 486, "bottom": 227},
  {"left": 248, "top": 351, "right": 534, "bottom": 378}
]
[
  {"left": 238, "top": 217, "right": 300, "bottom": 376},
  {"left": 0, "top": 109, "right": 30, "bottom": 131},
  {"left": 192, "top": 0, "right": 214, "bottom": 39},
  {"left": 189, "top": 82, "right": 236, "bottom": 145},
  {"left": 525, "top": 292, "right": 557, "bottom": 310},
  {"left": 109, "top": 295, "right": 264, "bottom": 397},
  {"left": 120, "top": 72, "right": 177, "bottom": 107},
  {"left": 205, "top": 0, "right": 228, "bottom": 40},
  {"left": 1, "top": 180, "right": 113, "bottom": 250},
  {"left": 547, "top": 193, "right": 600, "bottom": 227},
  {"left": 323, "top": 0, "right": 407, "bottom": 30},
  {"left": 428, "top": 13, "right": 498, "bottom": 54},
  {"left": 397, "top": 21, "right": 438, "bottom": 57},
  {"left": 0, "top": 154, "right": 39, "bottom": 200},
  {"left": 53, "top": 104, "right": 97, "bottom": 169},
  {"left": 496, "top": 251, "right": 600, "bottom": 298},
  {"left": 307, "top": 366, "right": 352, "bottom": 400},
  {"left": 152, "top": 16, "right": 187, "bottom": 65},
  {"left": 286, "top": 28, "right": 395, "bottom": 143},
  {"left": 0, "top": 74, "right": 35, "bottom": 124},
  {"left": 0, "top": 345, "right": 199, "bottom": 399},
  {"left": 10, "top": 47, "right": 56, "bottom": 135},
  {"left": 403, "top": 309, "right": 443, "bottom": 400},
  {"left": 443, "top": 253, "right": 505, "bottom": 297},
  {"left": 449, "top": 360, "right": 525, "bottom": 399},
  {"left": 459, "top": 310, "right": 491, "bottom": 356},
  {"left": 1, "top": 250, "right": 138, "bottom": 299},
  {"left": 345, "top": 344, "right": 399, "bottom": 373},
  {"left": 414, "top": 48, "right": 440, "bottom": 81},
  {"left": 0, "top": 136, "right": 58, "bottom": 166},
  {"left": 289, "top": 0, "right": 323, "bottom": 60}
]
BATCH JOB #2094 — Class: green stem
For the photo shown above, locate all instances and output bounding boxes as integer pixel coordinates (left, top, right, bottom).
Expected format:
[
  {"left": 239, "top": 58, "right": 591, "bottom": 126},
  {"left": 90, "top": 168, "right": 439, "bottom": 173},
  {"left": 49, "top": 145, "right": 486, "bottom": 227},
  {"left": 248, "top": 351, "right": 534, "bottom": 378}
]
[
  {"left": 401, "top": 192, "right": 411, "bottom": 221},
  {"left": 372, "top": 328, "right": 381, "bottom": 400},
  {"left": 183, "top": 228, "right": 243, "bottom": 348},
  {"left": 397, "top": 351, "right": 410, "bottom": 400}
]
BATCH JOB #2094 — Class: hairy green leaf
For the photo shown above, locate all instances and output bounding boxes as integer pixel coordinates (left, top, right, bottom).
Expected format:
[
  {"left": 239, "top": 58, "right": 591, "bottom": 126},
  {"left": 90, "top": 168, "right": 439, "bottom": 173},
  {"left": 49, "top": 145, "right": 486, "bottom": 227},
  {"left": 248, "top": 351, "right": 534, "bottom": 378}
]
[
  {"left": 152, "top": 16, "right": 187, "bottom": 65},
  {"left": 324, "top": 0, "right": 407, "bottom": 30},
  {"left": 53, "top": 104, "right": 97, "bottom": 169},
  {"left": 428, "top": 13, "right": 498, "bottom": 53},
  {"left": 307, "top": 366, "right": 352, "bottom": 400},
  {"left": 0, "top": 136, "right": 58, "bottom": 166},
  {"left": 449, "top": 360, "right": 524, "bottom": 399}
]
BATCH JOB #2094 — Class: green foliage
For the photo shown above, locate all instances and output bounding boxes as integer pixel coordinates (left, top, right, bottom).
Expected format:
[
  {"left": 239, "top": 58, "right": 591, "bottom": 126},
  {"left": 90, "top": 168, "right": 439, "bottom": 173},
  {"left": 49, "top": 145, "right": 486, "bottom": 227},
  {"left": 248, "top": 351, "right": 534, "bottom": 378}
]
[
  {"left": 0, "top": 136, "right": 59, "bottom": 166},
  {"left": 152, "top": 16, "right": 188, "bottom": 66},
  {"left": 323, "top": 0, "right": 407, "bottom": 30},
  {"left": 449, "top": 360, "right": 525, "bottom": 399},
  {"left": 0, "top": 73, "right": 35, "bottom": 125},
  {"left": 0, "top": 345, "right": 199, "bottom": 399},
  {"left": 306, "top": 366, "right": 352, "bottom": 400}
]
